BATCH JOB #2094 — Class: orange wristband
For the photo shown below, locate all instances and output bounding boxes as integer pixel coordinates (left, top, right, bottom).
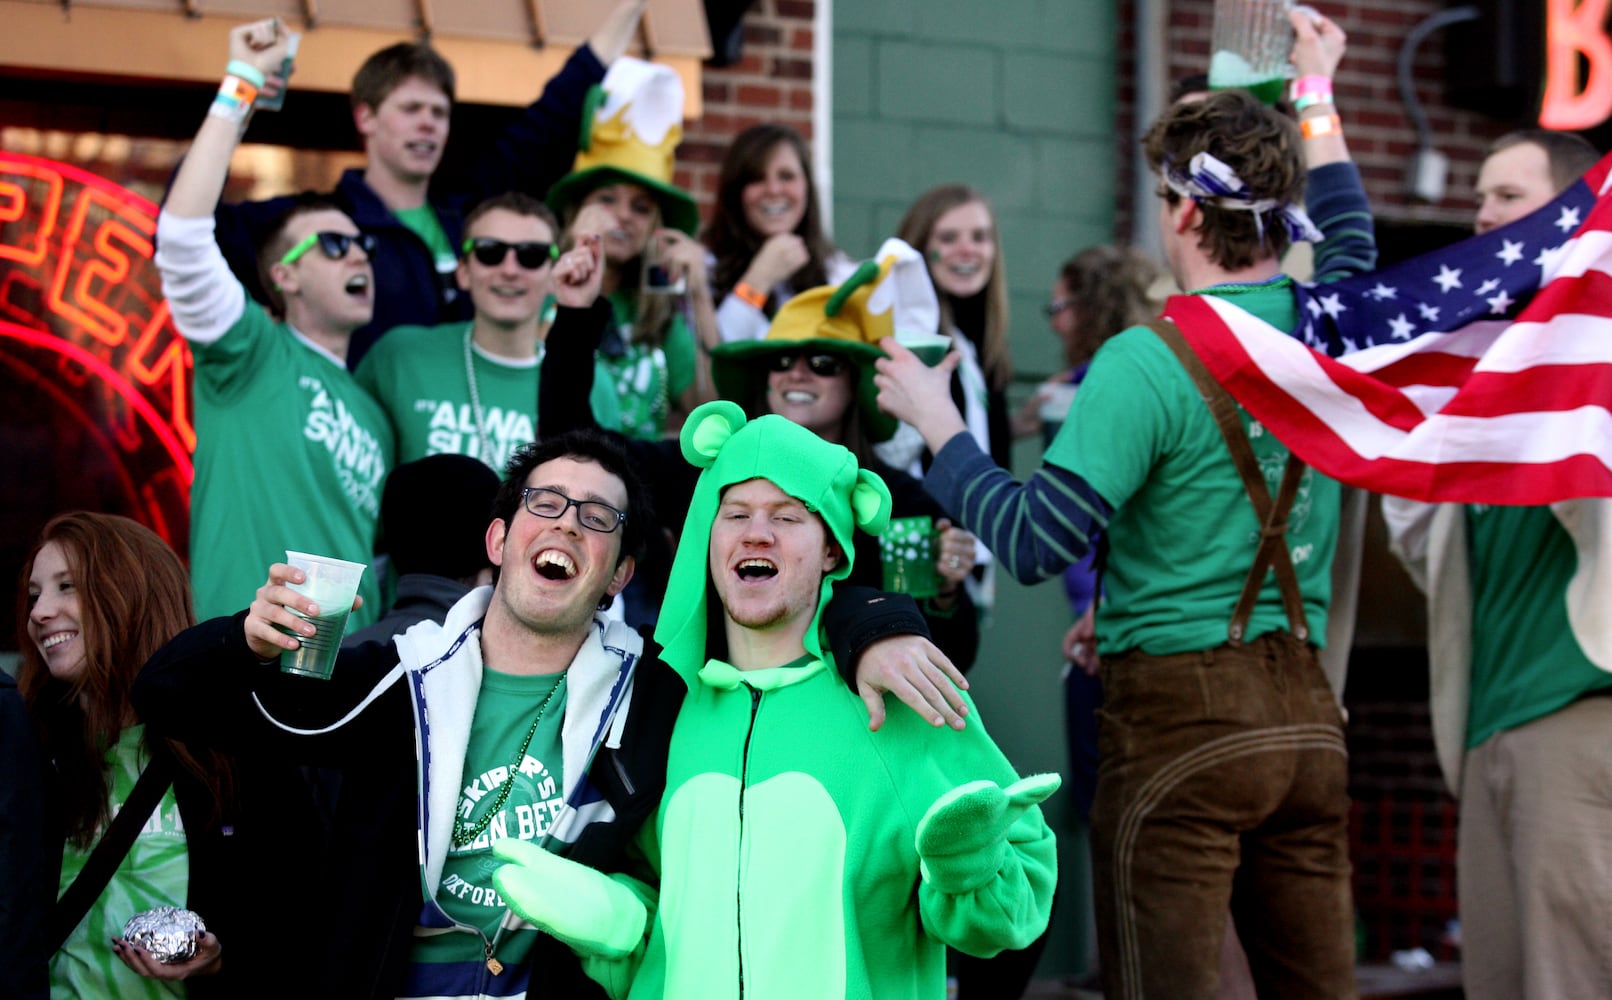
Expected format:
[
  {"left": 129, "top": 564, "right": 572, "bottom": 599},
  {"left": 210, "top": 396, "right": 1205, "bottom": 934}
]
[
  {"left": 1300, "top": 113, "right": 1342, "bottom": 140},
  {"left": 732, "top": 281, "right": 767, "bottom": 309}
]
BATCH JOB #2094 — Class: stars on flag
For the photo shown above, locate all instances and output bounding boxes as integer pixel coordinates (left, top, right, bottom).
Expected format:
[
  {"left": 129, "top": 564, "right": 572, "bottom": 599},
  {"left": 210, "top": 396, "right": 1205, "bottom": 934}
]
[
  {"left": 1387, "top": 313, "right": 1416, "bottom": 340},
  {"left": 1556, "top": 205, "right": 1582, "bottom": 232},
  {"left": 1496, "top": 240, "right": 1525, "bottom": 266},
  {"left": 1418, "top": 302, "right": 1441, "bottom": 322},
  {"left": 1366, "top": 282, "right": 1397, "bottom": 301},
  {"left": 1433, "top": 264, "right": 1463, "bottom": 292},
  {"left": 1319, "top": 293, "right": 1346, "bottom": 318},
  {"left": 1486, "top": 290, "right": 1515, "bottom": 314}
]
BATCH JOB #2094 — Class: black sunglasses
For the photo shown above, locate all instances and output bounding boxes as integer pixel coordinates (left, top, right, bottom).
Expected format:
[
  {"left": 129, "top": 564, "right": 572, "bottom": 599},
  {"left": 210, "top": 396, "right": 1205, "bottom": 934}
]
[
  {"left": 768, "top": 352, "right": 847, "bottom": 377},
  {"left": 279, "top": 230, "right": 378, "bottom": 266},
  {"left": 463, "top": 238, "right": 558, "bottom": 269}
]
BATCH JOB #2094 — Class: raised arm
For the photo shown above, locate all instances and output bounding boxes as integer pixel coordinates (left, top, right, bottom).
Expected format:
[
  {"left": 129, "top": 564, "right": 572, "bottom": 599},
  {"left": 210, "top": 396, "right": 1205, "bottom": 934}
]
[
  {"left": 1291, "top": 7, "right": 1378, "bottom": 283},
  {"left": 159, "top": 20, "right": 291, "bottom": 343},
  {"left": 874, "top": 341, "right": 1113, "bottom": 584},
  {"left": 167, "top": 20, "right": 289, "bottom": 219}
]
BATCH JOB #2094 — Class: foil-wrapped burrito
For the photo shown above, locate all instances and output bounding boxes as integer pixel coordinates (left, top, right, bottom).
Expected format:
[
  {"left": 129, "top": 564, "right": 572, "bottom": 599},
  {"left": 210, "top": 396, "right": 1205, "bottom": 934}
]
[{"left": 121, "top": 907, "right": 206, "bottom": 964}]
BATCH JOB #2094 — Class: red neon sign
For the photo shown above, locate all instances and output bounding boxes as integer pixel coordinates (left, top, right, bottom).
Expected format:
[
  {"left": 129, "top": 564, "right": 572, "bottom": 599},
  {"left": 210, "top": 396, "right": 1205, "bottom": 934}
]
[
  {"left": 1541, "top": 0, "right": 1612, "bottom": 130},
  {"left": 0, "top": 151, "right": 193, "bottom": 556}
]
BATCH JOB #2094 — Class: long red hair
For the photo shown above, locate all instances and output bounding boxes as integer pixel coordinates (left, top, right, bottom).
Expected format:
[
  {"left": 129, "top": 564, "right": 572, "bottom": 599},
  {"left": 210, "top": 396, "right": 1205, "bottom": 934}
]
[{"left": 17, "top": 512, "right": 233, "bottom": 847}]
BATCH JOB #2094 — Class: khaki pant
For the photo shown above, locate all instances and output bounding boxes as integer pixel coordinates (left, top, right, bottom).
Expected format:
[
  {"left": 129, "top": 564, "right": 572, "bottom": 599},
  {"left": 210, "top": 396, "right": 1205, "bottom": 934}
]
[
  {"left": 1459, "top": 692, "right": 1612, "bottom": 1000},
  {"left": 1092, "top": 633, "right": 1357, "bottom": 1000}
]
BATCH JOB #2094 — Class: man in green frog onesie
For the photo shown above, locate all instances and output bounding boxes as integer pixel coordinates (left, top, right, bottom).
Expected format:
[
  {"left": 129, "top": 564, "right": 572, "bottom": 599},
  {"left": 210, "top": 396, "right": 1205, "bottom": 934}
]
[{"left": 492, "top": 399, "right": 1059, "bottom": 999}]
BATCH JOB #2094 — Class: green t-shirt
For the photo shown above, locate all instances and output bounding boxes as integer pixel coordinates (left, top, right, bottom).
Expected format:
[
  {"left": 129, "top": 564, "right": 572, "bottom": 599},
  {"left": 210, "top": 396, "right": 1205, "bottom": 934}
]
[
  {"left": 1044, "top": 280, "right": 1340, "bottom": 655},
  {"left": 410, "top": 668, "right": 567, "bottom": 976},
  {"left": 1465, "top": 505, "right": 1612, "bottom": 747},
  {"left": 189, "top": 303, "right": 391, "bottom": 627},
  {"left": 395, "top": 203, "right": 459, "bottom": 278},
  {"left": 53, "top": 726, "right": 187, "bottom": 1000},
  {"left": 602, "top": 292, "right": 696, "bottom": 440},
  {"left": 355, "top": 322, "right": 623, "bottom": 468}
]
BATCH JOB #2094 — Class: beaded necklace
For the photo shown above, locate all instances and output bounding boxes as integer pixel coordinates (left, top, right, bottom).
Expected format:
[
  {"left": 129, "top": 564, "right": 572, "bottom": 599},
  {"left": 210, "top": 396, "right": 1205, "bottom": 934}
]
[
  {"left": 450, "top": 672, "right": 567, "bottom": 848},
  {"left": 462, "top": 327, "right": 493, "bottom": 464}
]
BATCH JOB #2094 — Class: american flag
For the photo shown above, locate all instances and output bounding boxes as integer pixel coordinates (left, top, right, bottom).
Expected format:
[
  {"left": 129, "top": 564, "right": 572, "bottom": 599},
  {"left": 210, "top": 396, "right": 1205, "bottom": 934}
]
[{"left": 1165, "top": 152, "right": 1612, "bottom": 505}]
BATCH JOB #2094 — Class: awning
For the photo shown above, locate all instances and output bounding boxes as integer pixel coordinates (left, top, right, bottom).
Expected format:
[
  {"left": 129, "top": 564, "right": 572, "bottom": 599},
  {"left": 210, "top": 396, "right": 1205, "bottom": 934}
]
[{"left": 0, "top": 0, "right": 709, "bottom": 114}]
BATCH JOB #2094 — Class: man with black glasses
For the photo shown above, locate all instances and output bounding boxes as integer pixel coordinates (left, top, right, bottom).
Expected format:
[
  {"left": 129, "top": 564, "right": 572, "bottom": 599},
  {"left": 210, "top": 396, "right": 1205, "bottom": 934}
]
[
  {"left": 158, "top": 20, "right": 392, "bottom": 624},
  {"left": 136, "top": 425, "right": 969, "bottom": 999},
  {"left": 355, "top": 192, "right": 623, "bottom": 469}
]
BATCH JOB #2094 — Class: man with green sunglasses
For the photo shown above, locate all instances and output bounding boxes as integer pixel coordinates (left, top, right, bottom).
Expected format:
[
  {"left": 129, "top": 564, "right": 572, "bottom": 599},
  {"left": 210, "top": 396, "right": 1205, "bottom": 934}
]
[
  {"left": 157, "top": 19, "right": 394, "bottom": 626},
  {"left": 355, "top": 191, "right": 624, "bottom": 470}
]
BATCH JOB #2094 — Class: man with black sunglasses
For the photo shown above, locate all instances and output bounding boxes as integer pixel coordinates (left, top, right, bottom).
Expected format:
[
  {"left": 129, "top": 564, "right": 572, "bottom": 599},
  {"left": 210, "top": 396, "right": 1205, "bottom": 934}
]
[
  {"left": 356, "top": 192, "right": 624, "bottom": 469},
  {"left": 204, "top": 0, "right": 650, "bottom": 370},
  {"left": 157, "top": 20, "right": 393, "bottom": 626}
]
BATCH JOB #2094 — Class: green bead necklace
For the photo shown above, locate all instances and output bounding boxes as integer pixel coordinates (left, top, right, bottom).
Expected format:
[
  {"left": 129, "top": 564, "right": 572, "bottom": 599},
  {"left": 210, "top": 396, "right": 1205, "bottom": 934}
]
[{"left": 450, "top": 673, "right": 567, "bottom": 848}]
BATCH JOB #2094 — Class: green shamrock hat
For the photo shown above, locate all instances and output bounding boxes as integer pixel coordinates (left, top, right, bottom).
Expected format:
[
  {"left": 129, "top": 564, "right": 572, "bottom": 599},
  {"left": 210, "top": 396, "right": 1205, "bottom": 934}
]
[{"left": 546, "top": 56, "right": 700, "bottom": 235}]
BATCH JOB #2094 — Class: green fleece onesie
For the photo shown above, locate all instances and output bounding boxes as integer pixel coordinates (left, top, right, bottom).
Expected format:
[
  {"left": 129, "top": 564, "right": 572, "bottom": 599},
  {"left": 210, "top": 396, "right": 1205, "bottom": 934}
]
[
  {"left": 495, "top": 405, "right": 1059, "bottom": 1000},
  {"left": 643, "top": 404, "right": 1059, "bottom": 998}
]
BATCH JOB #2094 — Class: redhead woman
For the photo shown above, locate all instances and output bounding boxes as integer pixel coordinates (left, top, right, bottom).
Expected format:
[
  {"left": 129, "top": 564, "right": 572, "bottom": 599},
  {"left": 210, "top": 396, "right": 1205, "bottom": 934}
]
[
  {"left": 704, "top": 123, "right": 854, "bottom": 343},
  {"left": 20, "top": 513, "right": 239, "bottom": 998}
]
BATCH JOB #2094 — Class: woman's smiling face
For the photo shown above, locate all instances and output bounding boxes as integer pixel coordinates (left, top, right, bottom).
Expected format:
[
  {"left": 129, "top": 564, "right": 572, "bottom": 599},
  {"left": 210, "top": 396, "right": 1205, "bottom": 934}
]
[
  {"left": 925, "top": 200, "right": 996, "bottom": 299},
  {"left": 27, "top": 540, "right": 88, "bottom": 684}
]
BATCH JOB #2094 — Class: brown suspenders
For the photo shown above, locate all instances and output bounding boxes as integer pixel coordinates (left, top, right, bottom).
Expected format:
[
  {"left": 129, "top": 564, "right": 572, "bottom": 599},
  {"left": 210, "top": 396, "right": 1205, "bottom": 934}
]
[{"left": 1146, "top": 320, "right": 1312, "bottom": 645}]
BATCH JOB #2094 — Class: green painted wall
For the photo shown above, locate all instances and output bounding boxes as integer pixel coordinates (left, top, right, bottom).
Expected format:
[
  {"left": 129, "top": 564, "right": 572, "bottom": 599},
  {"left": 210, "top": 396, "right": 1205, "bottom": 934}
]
[
  {"left": 831, "top": 0, "right": 1122, "bottom": 979},
  {"left": 832, "top": 0, "right": 1119, "bottom": 380}
]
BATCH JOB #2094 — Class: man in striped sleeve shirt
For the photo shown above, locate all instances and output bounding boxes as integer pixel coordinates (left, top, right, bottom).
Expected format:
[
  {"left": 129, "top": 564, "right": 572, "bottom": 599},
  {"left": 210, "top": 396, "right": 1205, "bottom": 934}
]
[{"left": 876, "top": 91, "right": 1361, "bottom": 1000}]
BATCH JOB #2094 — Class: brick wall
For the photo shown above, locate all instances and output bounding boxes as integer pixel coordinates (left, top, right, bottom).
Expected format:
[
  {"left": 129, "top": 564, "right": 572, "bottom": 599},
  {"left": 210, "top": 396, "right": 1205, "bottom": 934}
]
[
  {"left": 1114, "top": 0, "right": 1532, "bottom": 240},
  {"left": 674, "top": 0, "right": 818, "bottom": 223}
]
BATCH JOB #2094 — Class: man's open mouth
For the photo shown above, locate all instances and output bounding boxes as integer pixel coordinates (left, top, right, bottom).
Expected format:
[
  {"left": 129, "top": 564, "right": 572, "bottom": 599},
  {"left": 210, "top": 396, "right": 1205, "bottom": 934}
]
[{"left": 533, "top": 550, "right": 577, "bottom": 580}]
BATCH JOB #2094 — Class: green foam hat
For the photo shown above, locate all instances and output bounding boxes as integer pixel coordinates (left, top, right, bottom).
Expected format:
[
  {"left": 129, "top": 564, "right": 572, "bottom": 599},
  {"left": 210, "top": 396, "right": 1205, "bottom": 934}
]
[
  {"left": 652, "top": 401, "right": 894, "bottom": 685},
  {"left": 546, "top": 57, "right": 700, "bottom": 235},
  {"left": 709, "top": 238, "right": 940, "bottom": 442}
]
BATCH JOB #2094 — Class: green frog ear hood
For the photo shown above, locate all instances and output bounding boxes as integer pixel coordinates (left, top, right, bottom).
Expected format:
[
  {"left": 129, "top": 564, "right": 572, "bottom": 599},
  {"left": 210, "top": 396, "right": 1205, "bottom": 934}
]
[{"left": 653, "top": 401, "right": 893, "bottom": 684}]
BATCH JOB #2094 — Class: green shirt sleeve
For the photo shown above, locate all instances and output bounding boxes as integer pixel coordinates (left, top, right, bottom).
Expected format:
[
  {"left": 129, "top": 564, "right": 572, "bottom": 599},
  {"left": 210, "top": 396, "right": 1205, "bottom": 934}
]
[{"left": 1043, "top": 326, "right": 1186, "bottom": 512}]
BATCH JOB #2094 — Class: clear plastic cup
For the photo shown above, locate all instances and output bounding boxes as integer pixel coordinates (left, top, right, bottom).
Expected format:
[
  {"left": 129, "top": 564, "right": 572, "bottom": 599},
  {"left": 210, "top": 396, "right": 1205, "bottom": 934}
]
[
  {"left": 880, "top": 516, "right": 940, "bottom": 599},
  {"left": 276, "top": 550, "right": 366, "bottom": 680},
  {"left": 1208, "top": 0, "right": 1295, "bottom": 105},
  {"left": 1038, "top": 382, "right": 1079, "bottom": 446}
]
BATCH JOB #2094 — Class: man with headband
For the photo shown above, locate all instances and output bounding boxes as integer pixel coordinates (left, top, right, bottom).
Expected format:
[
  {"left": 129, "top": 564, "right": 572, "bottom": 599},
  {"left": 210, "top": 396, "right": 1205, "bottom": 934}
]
[
  {"left": 489, "top": 401, "right": 1059, "bottom": 998},
  {"left": 876, "top": 90, "right": 1362, "bottom": 999}
]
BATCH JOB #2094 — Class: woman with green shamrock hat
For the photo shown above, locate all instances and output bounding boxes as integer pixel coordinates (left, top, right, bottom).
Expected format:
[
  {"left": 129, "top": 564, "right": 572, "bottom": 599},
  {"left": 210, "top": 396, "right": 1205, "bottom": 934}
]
[
  {"left": 547, "top": 56, "right": 719, "bottom": 442},
  {"left": 538, "top": 237, "right": 982, "bottom": 670}
]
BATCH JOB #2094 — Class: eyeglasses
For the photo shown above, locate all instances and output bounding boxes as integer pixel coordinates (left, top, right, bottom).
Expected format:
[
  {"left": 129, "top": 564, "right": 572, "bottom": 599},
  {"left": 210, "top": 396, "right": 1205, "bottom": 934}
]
[
  {"left": 1042, "top": 298, "right": 1074, "bottom": 318},
  {"left": 279, "top": 231, "right": 377, "bottom": 266},
  {"left": 463, "top": 238, "right": 558, "bottom": 269},
  {"left": 767, "top": 352, "right": 847, "bottom": 378},
  {"left": 521, "top": 487, "right": 627, "bottom": 534}
]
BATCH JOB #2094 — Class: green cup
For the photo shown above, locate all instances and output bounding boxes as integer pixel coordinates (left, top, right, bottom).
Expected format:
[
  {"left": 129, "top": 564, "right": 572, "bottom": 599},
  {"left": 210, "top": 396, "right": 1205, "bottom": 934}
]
[{"left": 880, "top": 516, "right": 940, "bottom": 599}]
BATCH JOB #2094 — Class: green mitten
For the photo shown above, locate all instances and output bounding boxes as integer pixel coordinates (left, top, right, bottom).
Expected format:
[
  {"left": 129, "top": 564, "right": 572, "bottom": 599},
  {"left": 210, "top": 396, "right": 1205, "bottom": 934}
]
[
  {"left": 491, "top": 838, "right": 648, "bottom": 958},
  {"left": 915, "top": 773, "right": 1061, "bottom": 893}
]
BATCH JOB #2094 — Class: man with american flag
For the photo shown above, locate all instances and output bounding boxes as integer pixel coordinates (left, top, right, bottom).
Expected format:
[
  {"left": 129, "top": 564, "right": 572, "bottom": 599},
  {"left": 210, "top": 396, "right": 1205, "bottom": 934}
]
[
  {"left": 875, "top": 89, "right": 1366, "bottom": 1000},
  {"left": 1378, "top": 131, "right": 1612, "bottom": 1000}
]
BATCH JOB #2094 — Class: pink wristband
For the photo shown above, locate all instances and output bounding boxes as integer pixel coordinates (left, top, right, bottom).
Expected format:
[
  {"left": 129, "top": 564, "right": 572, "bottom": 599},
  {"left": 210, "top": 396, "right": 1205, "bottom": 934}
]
[{"left": 1290, "top": 75, "right": 1333, "bottom": 105}]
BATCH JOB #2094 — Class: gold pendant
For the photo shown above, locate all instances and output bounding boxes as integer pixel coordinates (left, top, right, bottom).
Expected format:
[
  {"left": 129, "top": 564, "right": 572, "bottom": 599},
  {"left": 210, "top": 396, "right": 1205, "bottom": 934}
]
[{"left": 486, "top": 956, "right": 505, "bottom": 976}]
